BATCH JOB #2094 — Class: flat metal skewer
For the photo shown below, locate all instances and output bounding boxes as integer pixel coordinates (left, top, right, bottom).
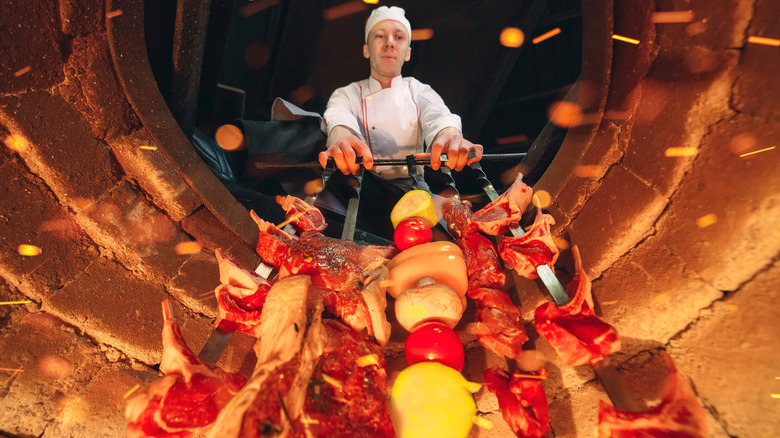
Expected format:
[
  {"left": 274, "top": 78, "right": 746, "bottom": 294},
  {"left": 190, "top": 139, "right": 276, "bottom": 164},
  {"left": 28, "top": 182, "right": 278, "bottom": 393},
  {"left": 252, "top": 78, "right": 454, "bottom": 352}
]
[{"left": 254, "top": 152, "right": 526, "bottom": 169}]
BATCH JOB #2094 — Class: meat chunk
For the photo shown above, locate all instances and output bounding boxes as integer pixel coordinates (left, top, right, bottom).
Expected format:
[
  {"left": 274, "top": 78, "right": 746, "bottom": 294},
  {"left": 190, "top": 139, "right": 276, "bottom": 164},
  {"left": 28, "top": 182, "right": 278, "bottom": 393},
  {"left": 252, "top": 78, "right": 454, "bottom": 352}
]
[
  {"left": 484, "top": 367, "right": 550, "bottom": 438},
  {"left": 214, "top": 249, "right": 271, "bottom": 338},
  {"left": 469, "top": 173, "right": 533, "bottom": 235},
  {"left": 251, "top": 211, "right": 396, "bottom": 346},
  {"left": 498, "top": 205, "right": 559, "bottom": 280},
  {"left": 300, "top": 319, "right": 395, "bottom": 437},
  {"left": 125, "top": 301, "right": 246, "bottom": 437},
  {"left": 276, "top": 195, "right": 327, "bottom": 232},
  {"left": 597, "top": 353, "right": 708, "bottom": 438},
  {"left": 441, "top": 197, "right": 479, "bottom": 238},
  {"left": 456, "top": 231, "right": 506, "bottom": 289},
  {"left": 534, "top": 247, "right": 620, "bottom": 366},
  {"left": 468, "top": 287, "right": 528, "bottom": 361}
]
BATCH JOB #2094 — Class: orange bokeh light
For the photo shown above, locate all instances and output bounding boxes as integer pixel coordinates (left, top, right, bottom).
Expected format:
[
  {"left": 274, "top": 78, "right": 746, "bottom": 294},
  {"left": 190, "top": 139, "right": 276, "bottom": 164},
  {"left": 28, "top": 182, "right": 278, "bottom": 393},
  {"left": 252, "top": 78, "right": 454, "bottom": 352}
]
[{"left": 500, "top": 27, "right": 525, "bottom": 48}]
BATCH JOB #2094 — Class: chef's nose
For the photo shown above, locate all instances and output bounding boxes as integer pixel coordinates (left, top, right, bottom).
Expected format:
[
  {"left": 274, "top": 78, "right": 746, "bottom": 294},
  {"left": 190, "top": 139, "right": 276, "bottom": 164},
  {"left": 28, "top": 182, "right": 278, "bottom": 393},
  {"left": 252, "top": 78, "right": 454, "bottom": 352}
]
[{"left": 385, "top": 35, "right": 397, "bottom": 47}]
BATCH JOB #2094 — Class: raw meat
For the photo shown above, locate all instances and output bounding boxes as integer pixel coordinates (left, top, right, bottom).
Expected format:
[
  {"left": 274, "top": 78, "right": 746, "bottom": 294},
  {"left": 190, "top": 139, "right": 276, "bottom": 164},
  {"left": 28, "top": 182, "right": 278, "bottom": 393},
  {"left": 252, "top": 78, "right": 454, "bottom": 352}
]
[
  {"left": 469, "top": 173, "right": 533, "bottom": 235},
  {"left": 484, "top": 367, "right": 550, "bottom": 438},
  {"left": 468, "top": 287, "right": 528, "bottom": 361},
  {"left": 251, "top": 210, "right": 396, "bottom": 345},
  {"left": 213, "top": 249, "right": 271, "bottom": 338},
  {"left": 276, "top": 195, "right": 327, "bottom": 233},
  {"left": 125, "top": 301, "right": 246, "bottom": 437},
  {"left": 498, "top": 205, "right": 559, "bottom": 280},
  {"left": 597, "top": 353, "right": 708, "bottom": 438},
  {"left": 534, "top": 247, "right": 620, "bottom": 366}
]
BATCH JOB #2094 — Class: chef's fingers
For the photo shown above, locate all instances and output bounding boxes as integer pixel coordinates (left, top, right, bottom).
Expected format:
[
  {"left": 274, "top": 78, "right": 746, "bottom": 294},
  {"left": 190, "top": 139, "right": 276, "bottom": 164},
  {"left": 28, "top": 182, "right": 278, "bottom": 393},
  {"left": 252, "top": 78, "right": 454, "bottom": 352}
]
[
  {"left": 325, "top": 145, "right": 351, "bottom": 174},
  {"left": 338, "top": 142, "right": 360, "bottom": 174},
  {"left": 318, "top": 151, "right": 329, "bottom": 169},
  {"left": 346, "top": 136, "right": 374, "bottom": 170},
  {"left": 429, "top": 142, "right": 445, "bottom": 171},
  {"left": 465, "top": 144, "right": 484, "bottom": 166}
]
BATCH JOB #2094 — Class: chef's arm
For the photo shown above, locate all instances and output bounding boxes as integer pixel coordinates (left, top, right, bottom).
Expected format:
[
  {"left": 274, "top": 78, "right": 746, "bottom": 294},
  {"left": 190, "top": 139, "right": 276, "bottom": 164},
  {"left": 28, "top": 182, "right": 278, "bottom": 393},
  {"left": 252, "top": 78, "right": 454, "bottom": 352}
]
[
  {"left": 429, "top": 127, "right": 483, "bottom": 171},
  {"left": 319, "top": 125, "right": 374, "bottom": 175}
]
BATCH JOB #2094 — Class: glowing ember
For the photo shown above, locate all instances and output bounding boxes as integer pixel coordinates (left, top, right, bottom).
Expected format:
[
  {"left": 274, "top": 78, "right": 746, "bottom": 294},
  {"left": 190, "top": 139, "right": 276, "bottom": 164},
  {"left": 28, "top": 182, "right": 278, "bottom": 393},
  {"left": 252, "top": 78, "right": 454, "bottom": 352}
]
[
  {"left": 651, "top": 11, "right": 695, "bottom": 23},
  {"left": 574, "top": 165, "right": 600, "bottom": 177},
  {"left": 747, "top": 36, "right": 780, "bottom": 47},
  {"left": 495, "top": 134, "right": 529, "bottom": 145},
  {"left": 5, "top": 134, "right": 28, "bottom": 152},
  {"left": 106, "top": 9, "right": 123, "bottom": 18},
  {"left": 2, "top": 366, "right": 23, "bottom": 385},
  {"left": 38, "top": 354, "right": 75, "bottom": 380},
  {"left": 139, "top": 145, "right": 157, "bottom": 150},
  {"left": 175, "top": 241, "right": 202, "bottom": 255},
  {"left": 321, "top": 373, "right": 343, "bottom": 388},
  {"left": 696, "top": 214, "right": 717, "bottom": 228},
  {"left": 685, "top": 22, "right": 707, "bottom": 36},
  {"left": 771, "top": 394, "right": 780, "bottom": 399},
  {"left": 473, "top": 416, "right": 494, "bottom": 429},
  {"left": 239, "top": 0, "right": 280, "bottom": 18},
  {"left": 552, "top": 237, "right": 570, "bottom": 250},
  {"left": 547, "top": 101, "right": 583, "bottom": 127},
  {"left": 664, "top": 147, "right": 697, "bottom": 157},
  {"left": 532, "top": 28, "right": 561, "bottom": 45},
  {"left": 0, "top": 301, "right": 32, "bottom": 306},
  {"left": 512, "top": 373, "right": 547, "bottom": 380},
  {"left": 13, "top": 66, "right": 31, "bottom": 77},
  {"left": 740, "top": 146, "right": 775, "bottom": 157},
  {"left": 215, "top": 124, "right": 245, "bottom": 151},
  {"left": 363, "top": 0, "right": 378, "bottom": 4},
  {"left": 612, "top": 34, "right": 640, "bottom": 45},
  {"left": 322, "top": 1, "right": 367, "bottom": 20},
  {"left": 411, "top": 29, "right": 434, "bottom": 41},
  {"left": 357, "top": 354, "right": 379, "bottom": 367},
  {"left": 301, "top": 417, "right": 321, "bottom": 424},
  {"left": 500, "top": 27, "right": 525, "bottom": 47},
  {"left": 303, "top": 178, "right": 324, "bottom": 195},
  {"left": 17, "top": 244, "right": 42, "bottom": 256},
  {"left": 532, "top": 191, "right": 551, "bottom": 209},
  {"left": 123, "top": 383, "right": 141, "bottom": 399},
  {"left": 275, "top": 210, "right": 307, "bottom": 229}
]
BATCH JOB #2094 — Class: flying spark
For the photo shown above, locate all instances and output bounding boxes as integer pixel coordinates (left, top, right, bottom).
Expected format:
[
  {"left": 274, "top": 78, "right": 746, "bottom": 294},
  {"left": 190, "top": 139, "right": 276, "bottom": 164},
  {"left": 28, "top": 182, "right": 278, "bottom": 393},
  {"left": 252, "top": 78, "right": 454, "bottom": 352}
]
[
  {"left": 473, "top": 416, "right": 494, "bottom": 429},
  {"left": 362, "top": 0, "right": 378, "bottom": 4},
  {"left": 495, "top": 134, "right": 529, "bottom": 145},
  {"left": 139, "top": 145, "right": 157, "bottom": 151},
  {"left": 664, "top": 147, "right": 697, "bottom": 157},
  {"left": 411, "top": 29, "right": 434, "bottom": 41},
  {"left": 124, "top": 383, "right": 141, "bottom": 399},
  {"left": 574, "top": 165, "right": 600, "bottom": 177},
  {"left": 747, "top": 36, "right": 780, "bottom": 47},
  {"left": 5, "top": 134, "right": 29, "bottom": 152},
  {"left": 696, "top": 214, "right": 717, "bottom": 228},
  {"left": 17, "top": 244, "right": 42, "bottom": 256},
  {"left": 612, "top": 34, "right": 640, "bottom": 45},
  {"left": 2, "top": 366, "right": 23, "bottom": 385},
  {"left": 322, "top": 1, "right": 367, "bottom": 20},
  {"left": 0, "top": 301, "right": 32, "bottom": 306},
  {"left": 500, "top": 27, "right": 525, "bottom": 47},
  {"left": 771, "top": 394, "right": 780, "bottom": 399},
  {"left": 739, "top": 146, "right": 775, "bottom": 157},
  {"left": 14, "top": 66, "right": 31, "bottom": 77},
  {"left": 174, "top": 241, "right": 202, "bottom": 255},
  {"left": 532, "top": 28, "right": 561, "bottom": 45},
  {"left": 651, "top": 11, "right": 695, "bottom": 23},
  {"left": 276, "top": 210, "right": 307, "bottom": 229},
  {"left": 106, "top": 9, "right": 123, "bottom": 18},
  {"left": 532, "top": 191, "right": 551, "bottom": 208}
]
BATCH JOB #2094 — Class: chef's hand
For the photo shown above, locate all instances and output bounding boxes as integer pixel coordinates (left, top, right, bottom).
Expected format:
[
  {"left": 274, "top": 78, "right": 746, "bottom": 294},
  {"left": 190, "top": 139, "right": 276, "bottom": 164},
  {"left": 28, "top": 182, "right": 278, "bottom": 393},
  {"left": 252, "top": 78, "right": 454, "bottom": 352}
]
[
  {"left": 429, "top": 127, "right": 483, "bottom": 171},
  {"left": 319, "top": 125, "right": 374, "bottom": 175}
]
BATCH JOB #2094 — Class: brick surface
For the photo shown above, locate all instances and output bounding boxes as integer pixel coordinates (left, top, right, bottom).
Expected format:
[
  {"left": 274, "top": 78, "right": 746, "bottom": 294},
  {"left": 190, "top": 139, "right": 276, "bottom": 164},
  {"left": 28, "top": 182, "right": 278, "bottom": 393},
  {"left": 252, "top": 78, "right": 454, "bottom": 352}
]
[
  {"left": 0, "top": 157, "right": 97, "bottom": 302},
  {"left": 567, "top": 165, "right": 667, "bottom": 279},
  {"left": 655, "top": 115, "right": 780, "bottom": 291},
  {"left": 0, "top": 311, "right": 110, "bottom": 436},
  {"left": 59, "top": 0, "right": 103, "bottom": 36},
  {"left": 166, "top": 250, "right": 219, "bottom": 318},
  {"left": 110, "top": 129, "right": 201, "bottom": 222},
  {"left": 593, "top": 232, "right": 723, "bottom": 351},
  {"left": 180, "top": 313, "right": 258, "bottom": 377},
  {"left": 180, "top": 206, "right": 260, "bottom": 270},
  {"left": 734, "top": 0, "right": 780, "bottom": 120},
  {"left": 0, "top": 92, "right": 120, "bottom": 206},
  {"left": 0, "top": 2, "right": 64, "bottom": 93},
  {"left": 43, "top": 257, "right": 172, "bottom": 365},
  {"left": 668, "top": 260, "right": 780, "bottom": 438},
  {"left": 57, "top": 34, "right": 139, "bottom": 140},
  {"left": 75, "top": 180, "right": 189, "bottom": 283}
]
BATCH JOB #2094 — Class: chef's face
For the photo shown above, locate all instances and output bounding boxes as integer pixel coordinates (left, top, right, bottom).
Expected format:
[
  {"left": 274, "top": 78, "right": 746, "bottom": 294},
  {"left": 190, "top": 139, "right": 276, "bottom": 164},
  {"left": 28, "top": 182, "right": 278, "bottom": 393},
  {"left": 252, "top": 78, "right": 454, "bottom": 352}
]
[{"left": 363, "top": 20, "right": 411, "bottom": 83}]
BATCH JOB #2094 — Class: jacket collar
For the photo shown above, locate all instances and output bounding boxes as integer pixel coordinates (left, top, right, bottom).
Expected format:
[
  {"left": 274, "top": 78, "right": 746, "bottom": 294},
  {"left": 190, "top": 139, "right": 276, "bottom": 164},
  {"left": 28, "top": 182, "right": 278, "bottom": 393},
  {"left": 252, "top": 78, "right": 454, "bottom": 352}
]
[{"left": 368, "top": 74, "right": 404, "bottom": 93}]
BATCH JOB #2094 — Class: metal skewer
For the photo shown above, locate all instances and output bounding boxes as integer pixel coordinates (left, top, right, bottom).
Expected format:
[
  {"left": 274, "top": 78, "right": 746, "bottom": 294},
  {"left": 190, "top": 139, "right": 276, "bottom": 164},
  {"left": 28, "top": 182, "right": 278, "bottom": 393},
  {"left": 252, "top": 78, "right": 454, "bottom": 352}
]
[
  {"left": 254, "top": 152, "right": 526, "bottom": 169},
  {"left": 467, "top": 151, "right": 641, "bottom": 412}
]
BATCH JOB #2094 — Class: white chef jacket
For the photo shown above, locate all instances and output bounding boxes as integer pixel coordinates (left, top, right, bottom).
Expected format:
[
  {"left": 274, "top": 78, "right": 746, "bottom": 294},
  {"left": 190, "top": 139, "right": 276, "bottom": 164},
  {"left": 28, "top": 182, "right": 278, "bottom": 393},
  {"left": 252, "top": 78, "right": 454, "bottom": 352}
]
[{"left": 323, "top": 75, "right": 462, "bottom": 181}]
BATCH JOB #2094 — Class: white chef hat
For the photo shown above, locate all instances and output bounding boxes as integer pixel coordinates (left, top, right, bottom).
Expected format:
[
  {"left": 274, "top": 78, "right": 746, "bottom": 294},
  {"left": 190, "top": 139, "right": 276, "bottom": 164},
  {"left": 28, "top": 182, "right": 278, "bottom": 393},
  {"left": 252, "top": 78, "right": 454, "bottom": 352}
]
[{"left": 364, "top": 6, "right": 412, "bottom": 42}]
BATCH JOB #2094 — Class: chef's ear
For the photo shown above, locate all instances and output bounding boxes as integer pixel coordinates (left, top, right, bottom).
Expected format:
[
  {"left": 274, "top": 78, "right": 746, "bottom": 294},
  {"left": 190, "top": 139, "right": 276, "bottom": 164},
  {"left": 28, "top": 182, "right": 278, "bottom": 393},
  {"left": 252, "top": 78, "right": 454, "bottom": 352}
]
[
  {"left": 404, "top": 46, "right": 411, "bottom": 62},
  {"left": 363, "top": 44, "right": 369, "bottom": 59}
]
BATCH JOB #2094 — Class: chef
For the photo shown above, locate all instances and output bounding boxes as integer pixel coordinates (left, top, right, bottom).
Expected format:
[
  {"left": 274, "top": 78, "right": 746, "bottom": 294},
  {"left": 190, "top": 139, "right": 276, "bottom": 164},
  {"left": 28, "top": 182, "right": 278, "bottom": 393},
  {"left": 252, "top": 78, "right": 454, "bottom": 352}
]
[{"left": 320, "top": 6, "right": 483, "bottom": 237}]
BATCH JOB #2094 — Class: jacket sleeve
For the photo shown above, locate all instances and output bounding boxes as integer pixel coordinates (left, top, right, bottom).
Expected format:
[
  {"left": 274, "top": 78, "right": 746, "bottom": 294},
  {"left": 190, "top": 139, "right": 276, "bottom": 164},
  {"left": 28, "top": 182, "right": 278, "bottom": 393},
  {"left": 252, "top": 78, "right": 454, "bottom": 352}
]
[
  {"left": 413, "top": 80, "right": 462, "bottom": 151},
  {"left": 323, "top": 84, "right": 365, "bottom": 140}
]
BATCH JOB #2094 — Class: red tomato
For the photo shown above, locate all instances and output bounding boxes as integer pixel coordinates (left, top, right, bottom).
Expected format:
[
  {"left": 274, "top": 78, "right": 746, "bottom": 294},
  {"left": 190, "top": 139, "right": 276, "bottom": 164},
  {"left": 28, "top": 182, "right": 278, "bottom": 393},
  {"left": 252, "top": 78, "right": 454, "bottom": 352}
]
[
  {"left": 394, "top": 217, "right": 433, "bottom": 251},
  {"left": 404, "top": 322, "right": 464, "bottom": 371}
]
